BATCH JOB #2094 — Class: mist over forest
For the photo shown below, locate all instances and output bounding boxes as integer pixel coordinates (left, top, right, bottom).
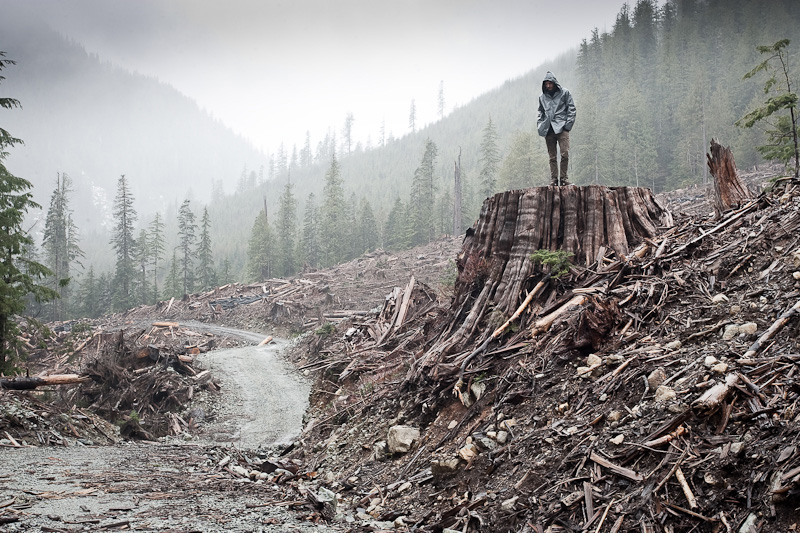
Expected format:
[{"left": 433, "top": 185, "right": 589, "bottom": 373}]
[{"left": 1, "top": 0, "right": 799, "bottom": 322}]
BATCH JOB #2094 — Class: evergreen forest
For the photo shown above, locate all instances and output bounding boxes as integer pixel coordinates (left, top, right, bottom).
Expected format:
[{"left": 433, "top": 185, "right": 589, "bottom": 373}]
[{"left": 4, "top": 0, "right": 800, "bottom": 322}]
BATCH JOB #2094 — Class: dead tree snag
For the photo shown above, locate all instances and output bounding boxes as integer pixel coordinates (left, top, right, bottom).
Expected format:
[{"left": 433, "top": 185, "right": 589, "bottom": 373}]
[{"left": 707, "top": 139, "right": 753, "bottom": 214}]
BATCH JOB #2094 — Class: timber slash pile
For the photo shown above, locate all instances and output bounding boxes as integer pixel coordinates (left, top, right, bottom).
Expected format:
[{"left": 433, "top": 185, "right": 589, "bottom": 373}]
[{"left": 3, "top": 168, "right": 800, "bottom": 532}]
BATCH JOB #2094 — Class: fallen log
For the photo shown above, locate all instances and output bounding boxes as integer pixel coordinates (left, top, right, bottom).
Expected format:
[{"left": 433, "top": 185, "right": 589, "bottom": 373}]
[
  {"left": 152, "top": 321, "right": 179, "bottom": 328},
  {"left": 0, "top": 374, "right": 91, "bottom": 390},
  {"left": 742, "top": 298, "right": 800, "bottom": 359}
]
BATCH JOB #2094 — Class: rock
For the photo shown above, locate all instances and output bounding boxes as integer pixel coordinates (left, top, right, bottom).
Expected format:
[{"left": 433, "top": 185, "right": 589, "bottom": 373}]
[
  {"left": 397, "top": 481, "right": 411, "bottom": 493},
  {"left": 458, "top": 442, "right": 479, "bottom": 461},
  {"left": 739, "top": 322, "right": 758, "bottom": 336},
  {"left": 665, "top": 340, "right": 682, "bottom": 351},
  {"left": 431, "top": 457, "right": 460, "bottom": 476},
  {"left": 576, "top": 366, "right": 593, "bottom": 378},
  {"left": 387, "top": 425, "right": 420, "bottom": 454},
  {"left": 647, "top": 368, "right": 667, "bottom": 388},
  {"left": 712, "top": 293, "right": 729, "bottom": 303},
  {"left": 654, "top": 385, "right": 676, "bottom": 403},
  {"left": 794, "top": 271, "right": 800, "bottom": 280},
  {"left": 722, "top": 324, "right": 740, "bottom": 340},
  {"left": 496, "top": 430, "right": 509, "bottom": 445},
  {"left": 230, "top": 464, "right": 248, "bottom": 477},
  {"left": 473, "top": 434, "right": 497, "bottom": 451},
  {"left": 605, "top": 353, "right": 626, "bottom": 365},
  {"left": 447, "top": 420, "right": 457, "bottom": 430},
  {"left": 704, "top": 355, "right": 718, "bottom": 367},
  {"left": 587, "top": 353, "right": 602, "bottom": 366},
  {"left": 607, "top": 410, "right": 623, "bottom": 423},
  {"left": 373, "top": 440, "right": 388, "bottom": 460},
  {"left": 471, "top": 380, "right": 487, "bottom": 400},
  {"left": 711, "top": 362, "right": 729, "bottom": 374},
  {"left": 501, "top": 495, "right": 519, "bottom": 511},
  {"left": 499, "top": 418, "right": 517, "bottom": 430},
  {"left": 610, "top": 434, "right": 625, "bottom": 445},
  {"left": 729, "top": 305, "right": 742, "bottom": 315}
]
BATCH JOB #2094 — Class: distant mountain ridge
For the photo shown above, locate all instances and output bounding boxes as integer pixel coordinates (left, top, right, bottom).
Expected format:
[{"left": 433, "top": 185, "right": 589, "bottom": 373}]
[{"left": 0, "top": 12, "right": 267, "bottom": 228}]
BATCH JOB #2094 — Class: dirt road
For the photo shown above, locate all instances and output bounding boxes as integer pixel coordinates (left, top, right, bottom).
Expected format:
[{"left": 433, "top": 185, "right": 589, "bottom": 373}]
[
  {"left": 1, "top": 325, "right": 342, "bottom": 532},
  {"left": 194, "top": 335, "right": 311, "bottom": 448}
]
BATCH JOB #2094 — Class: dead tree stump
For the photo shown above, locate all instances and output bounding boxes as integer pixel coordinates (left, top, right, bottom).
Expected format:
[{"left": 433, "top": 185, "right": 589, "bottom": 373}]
[
  {"left": 707, "top": 139, "right": 753, "bottom": 214},
  {"left": 408, "top": 185, "right": 672, "bottom": 380}
]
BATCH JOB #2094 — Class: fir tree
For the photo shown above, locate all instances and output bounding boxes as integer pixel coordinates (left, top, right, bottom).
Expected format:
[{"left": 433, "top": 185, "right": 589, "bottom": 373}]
[
  {"left": 79, "top": 266, "right": 98, "bottom": 318},
  {"left": 148, "top": 212, "right": 166, "bottom": 302},
  {"left": 110, "top": 175, "right": 137, "bottom": 311},
  {"left": 42, "top": 172, "right": 83, "bottom": 320},
  {"left": 276, "top": 180, "right": 298, "bottom": 277},
  {"left": 479, "top": 115, "right": 501, "bottom": 197},
  {"left": 737, "top": 39, "right": 799, "bottom": 178},
  {"left": 133, "top": 228, "right": 150, "bottom": 305},
  {"left": 320, "top": 154, "right": 347, "bottom": 266},
  {"left": 196, "top": 207, "right": 215, "bottom": 290},
  {"left": 177, "top": 199, "right": 197, "bottom": 294},
  {"left": 409, "top": 139, "right": 438, "bottom": 246},
  {"left": 301, "top": 193, "right": 320, "bottom": 269},
  {"left": 163, "top": 250, "right": 181, "bottom": 299},
  {"left": 247, "top": 210, "right": 273, "bottom": 281},
  {"left": 0, "top": 51, "right": 57, "bottom": 366}
]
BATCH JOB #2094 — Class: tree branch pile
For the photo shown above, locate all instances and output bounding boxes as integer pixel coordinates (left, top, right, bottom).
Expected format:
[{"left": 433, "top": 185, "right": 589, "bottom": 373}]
[{"left": 287, "top": 180, "right": 800, "bottom": 532}]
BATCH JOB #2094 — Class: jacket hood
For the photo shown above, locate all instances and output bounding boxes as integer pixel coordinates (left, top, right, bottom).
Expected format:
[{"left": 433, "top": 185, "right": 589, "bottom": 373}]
[{"left": 542, "top": 71, "right": 562, "bottom": 93}]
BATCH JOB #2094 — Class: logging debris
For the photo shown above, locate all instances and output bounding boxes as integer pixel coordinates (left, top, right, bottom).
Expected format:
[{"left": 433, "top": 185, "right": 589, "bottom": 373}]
[{"left": 281, "top": 176, "right": 800, "bottom": 531}]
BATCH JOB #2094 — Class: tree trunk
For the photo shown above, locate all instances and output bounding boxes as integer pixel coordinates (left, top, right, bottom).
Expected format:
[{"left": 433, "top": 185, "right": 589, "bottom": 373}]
[
  {"left": 707, "top": 139, "right": 753, "bottom": 214},
  {"left": 453, "top": 149, "right": 463, "bottom": 235},
  {"left": 0, "top": 374, "right": 90, "bottom": 390},
  {"left": 407, "top": 185, "right": 672, "bottom": 379}
]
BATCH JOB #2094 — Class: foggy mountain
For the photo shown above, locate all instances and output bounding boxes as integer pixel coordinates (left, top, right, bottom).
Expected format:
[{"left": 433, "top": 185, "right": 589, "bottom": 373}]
[{"left": 0, "top": 12, "right": 267, "bottom": 230}]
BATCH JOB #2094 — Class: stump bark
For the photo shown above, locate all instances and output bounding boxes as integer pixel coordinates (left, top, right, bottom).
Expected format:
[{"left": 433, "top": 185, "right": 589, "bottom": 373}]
[
  {"left": 707, "top": 139, "right": 753, "bottom": 214},
  {"left": 408, "top": 185, "right": 672, "bottom": 380}
]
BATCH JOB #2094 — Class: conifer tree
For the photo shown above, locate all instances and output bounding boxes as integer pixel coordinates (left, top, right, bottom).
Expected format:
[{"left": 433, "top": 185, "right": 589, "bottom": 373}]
[
  {"left": 479, "top": 115, "right": 501, "bottom": 197},
  {"left": 177, "top": 199, "right": 197, "bottom": 294},
  {"left": 737, "top": 39, "right": 799, "bottom": 178},
  {"left": 499, "top": 131, "right": 537, "bottom": 189},
  {"left": 133, "top": 228, "right": 150, "bottom": 305},
  {"left": 196, "top": 207, "right": 215, "bottom": 290},
  {"left": 356, "top": 198, "right": 379, "bottom": 254},
  {"left": 247, "top": 210, "right": 273, "bottom": 281},
  {"left": 409, "top": 139, "right": 438, "bottom": 246},
  {"left": 110, "top": 175, "right": 137, "bottom": 311},
  {"left": 148, "top": 212, "right": 166, "bottom": 302},
  {"left": 163, "top": 250, "right": 181, "bottom": 299},
  {"left": 320, "top": 154, "right": 347, "bottom": 266},
  {"left": 0, "top": 51, "right": 57, "bottom": 365},
  {"left": 301, "top": 193, "right": 320, "bottom": 269},
  {"left": 384, "top": 197, "right": 410, "bottom": 251},
  {"left": 276, "top": 180, "right": 298, "bottom": 277},
  {"left": 409, "top": 99, "right": 417, "bottom": 132},
  {"left": 79, "top": 266, "right": 98, "bottom": 318},
  {"left": 42, "top": 172, "right": 83, "bottom": 320}
]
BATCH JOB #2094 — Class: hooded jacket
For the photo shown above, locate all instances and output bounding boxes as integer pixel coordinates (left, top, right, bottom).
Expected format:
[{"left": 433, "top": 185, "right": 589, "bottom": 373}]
[{"left": 537, "top": 71, "right": 576, "bottom": 137}]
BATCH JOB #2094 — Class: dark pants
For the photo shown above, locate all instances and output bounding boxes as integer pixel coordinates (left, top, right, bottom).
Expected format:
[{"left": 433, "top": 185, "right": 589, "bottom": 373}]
[{"left": 545, "top": 129, "right": 570, "bottom": 186}]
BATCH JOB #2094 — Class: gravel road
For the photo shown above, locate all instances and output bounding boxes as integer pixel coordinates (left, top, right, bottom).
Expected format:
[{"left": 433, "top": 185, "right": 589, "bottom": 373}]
[{"left": 0, "top": 325, "right": 343, "bottom": 532}]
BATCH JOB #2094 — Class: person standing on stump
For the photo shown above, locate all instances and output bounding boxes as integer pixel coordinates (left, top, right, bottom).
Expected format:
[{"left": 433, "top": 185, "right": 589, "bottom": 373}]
[{"left": 537, "top": 71, "right": 576, "bottom": 186}]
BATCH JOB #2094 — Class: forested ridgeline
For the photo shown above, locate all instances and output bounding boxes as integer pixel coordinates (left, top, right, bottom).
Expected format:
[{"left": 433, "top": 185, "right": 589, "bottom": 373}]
[{"left": 9, "top": 0, "right": 800, "bottom": 324}]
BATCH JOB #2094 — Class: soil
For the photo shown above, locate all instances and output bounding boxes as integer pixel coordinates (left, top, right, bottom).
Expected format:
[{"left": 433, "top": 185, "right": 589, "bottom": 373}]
[{"left": 5, "top": 167, "right": 800, "bottom": 532}]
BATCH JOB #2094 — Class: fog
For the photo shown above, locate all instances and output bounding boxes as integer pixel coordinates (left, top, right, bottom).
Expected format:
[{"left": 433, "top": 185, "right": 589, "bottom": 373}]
[{"left": 9, "top": 0, "right": 625, "bottom": 156}]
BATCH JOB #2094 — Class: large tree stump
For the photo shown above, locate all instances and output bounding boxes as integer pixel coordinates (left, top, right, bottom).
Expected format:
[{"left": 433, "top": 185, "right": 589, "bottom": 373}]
[
  {"left": 408, "top": 185, "right": 672, "bottom": 380},
  {"left": 707, "top": 139, "right": 753, "bottom": 214}
]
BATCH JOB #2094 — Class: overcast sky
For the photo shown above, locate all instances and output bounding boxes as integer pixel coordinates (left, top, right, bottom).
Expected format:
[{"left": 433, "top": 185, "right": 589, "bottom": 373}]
[{"left": 15, "top": 0, "right": 626, "bottom": 157}]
